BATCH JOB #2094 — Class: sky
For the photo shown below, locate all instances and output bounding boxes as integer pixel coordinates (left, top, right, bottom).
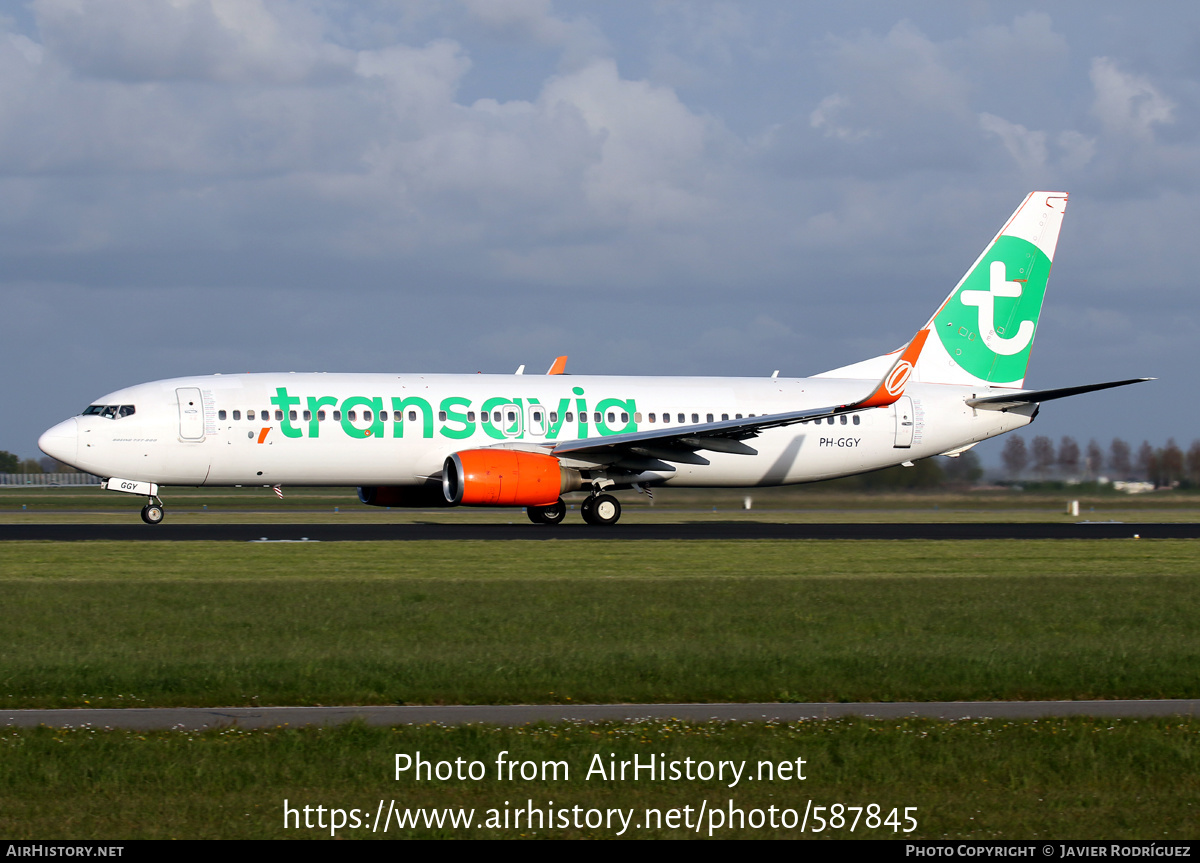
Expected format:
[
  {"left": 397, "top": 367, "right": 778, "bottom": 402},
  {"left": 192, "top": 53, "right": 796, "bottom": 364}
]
[{"left": 2, "top": 1, "right": 1198, "bottom": 466}]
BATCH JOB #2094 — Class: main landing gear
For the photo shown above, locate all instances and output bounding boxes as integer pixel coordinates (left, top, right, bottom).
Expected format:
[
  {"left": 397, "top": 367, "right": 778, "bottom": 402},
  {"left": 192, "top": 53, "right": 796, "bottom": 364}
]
[
  {"left": 526, "top": 492, "right": 622, "bottom": 526},
  {"left": 527, "top": 498, "right": 567, "bottom": 525},
  {"left": 581, "top": 492, "right": 621, "bottom": 526},
  {"left": 141, "top": 498, "right": 165, "bottom": 525}
]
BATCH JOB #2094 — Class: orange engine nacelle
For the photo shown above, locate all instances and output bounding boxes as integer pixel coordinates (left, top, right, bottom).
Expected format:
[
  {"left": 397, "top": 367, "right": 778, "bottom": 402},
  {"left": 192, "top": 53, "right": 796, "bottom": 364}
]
[{"left": 443, "top": 449, "right": 581, "bottom": 507}]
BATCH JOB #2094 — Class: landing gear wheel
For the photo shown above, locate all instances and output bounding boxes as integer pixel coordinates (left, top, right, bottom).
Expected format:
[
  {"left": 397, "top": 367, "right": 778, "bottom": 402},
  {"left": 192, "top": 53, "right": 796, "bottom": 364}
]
[
  {"left": 581, "top": 493, "right": 621, "bottom": 526},
  {"left": 141, "top": 503, "right": 165, "bottom": 525},
  {"left": 527, "top": 498, "right": 567, "bottom": 525}
]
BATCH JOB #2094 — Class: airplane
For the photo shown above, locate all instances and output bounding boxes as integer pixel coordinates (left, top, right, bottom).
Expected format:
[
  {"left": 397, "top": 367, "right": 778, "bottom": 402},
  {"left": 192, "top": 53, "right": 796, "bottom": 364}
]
[{"left": 38, "top": 191, "right": 1148, "bottom": 526}]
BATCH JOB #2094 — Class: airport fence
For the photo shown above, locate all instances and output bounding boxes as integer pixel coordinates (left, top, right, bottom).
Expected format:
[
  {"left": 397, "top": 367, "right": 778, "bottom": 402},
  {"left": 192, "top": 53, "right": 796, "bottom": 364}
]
[{"left": 0, "top": 473, "right": 102, "bottom": 487}]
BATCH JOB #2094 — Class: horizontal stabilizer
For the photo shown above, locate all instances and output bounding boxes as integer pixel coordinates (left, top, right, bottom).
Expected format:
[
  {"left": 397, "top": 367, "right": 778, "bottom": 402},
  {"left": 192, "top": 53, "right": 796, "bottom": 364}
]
[{"left": 966, "top": 378, "right": 1153, "bottom": 411}]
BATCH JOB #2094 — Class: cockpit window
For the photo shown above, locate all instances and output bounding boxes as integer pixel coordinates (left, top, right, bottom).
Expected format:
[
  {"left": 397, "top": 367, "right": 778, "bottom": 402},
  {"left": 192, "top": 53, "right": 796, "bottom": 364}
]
[{"left": 82, "top": 404, "right": 135, "bottom": 419}]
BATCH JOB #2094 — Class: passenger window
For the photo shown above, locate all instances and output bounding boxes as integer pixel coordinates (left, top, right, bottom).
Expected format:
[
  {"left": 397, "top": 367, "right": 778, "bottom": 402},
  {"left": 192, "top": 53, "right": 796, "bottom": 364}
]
[
  {"left": 303, "top": 411, "right": 311, "bottom": 421},
  {"left": 494, "top": 411, "right": 503, "bottom": 423},
  {"left": 233, "top": 410, "right": 241, "bottom": 421},
  {"left": 467, "top": 411, "right": 476, "bottom": 422},
  {"left": 317, "top": 411, "right": 325, "bottom": 421},
  {"left": 218, "top": 410, "right": 227, "bottom": 420},
  {"left": 649, "top": 413, "right": 656, "bottom": 423},
  {"left": 438, "top": 411, "right": 447, "bottom": 422},
  {"left": 840, "top": 415, "right": 847, "bottom": 425},
  {"left": 722, "top": 414, "right": 729, "bottom": 421},
  {"left": 736, "top": 414, "right": 742, "bottom": 419},
  {"left": 691, "top": 413, "right": 699, "bottom": 424},
  {"left": 566, "top": 412, "right": 574, "bottom": 422},
  {"left": 706, "top": 413, "right": 714, "bottom": 423},
  {"left": 678, "top": 413, "right": 685, "bottom": 423},
  {"left": 827, "top": 417, "right": 835, "bottom": 425},
  {"left": 333, "top": 411, "right": 342, "bottom": 421},
  {"left": 348, "top": 411, "right": 357, "bottom": 421},
  {"left": 550, "top": 412, "right": 558, "bottom": 423},
  {"left": 290, "top": 411, "right": 298, "bottom": 421},
  {"left": 594, "top": 412, "right": 601, "bottom": 423},
  {"left": 607, "top": 412, "right": 615, "bottom": 423},
  {"left": 853, "top": 415, "right": 860, "bottom": 425},
  {"left": 275, "top": 410, "right": 283, "bottom": 421},
  {"left": 533, "top": 411, "right": 543, "bottom": 423},
  {"left": 247, "top": 410, "right": 256, "bottom": 421},
  {"left": 380, "top": 411, "right": 388, "bottom": 421},
  {"left": 363, "top": 410, "right": 372, "bottom": 421},
  {"left": 621, "top": 412, "right": 629, "bottom": 423}
]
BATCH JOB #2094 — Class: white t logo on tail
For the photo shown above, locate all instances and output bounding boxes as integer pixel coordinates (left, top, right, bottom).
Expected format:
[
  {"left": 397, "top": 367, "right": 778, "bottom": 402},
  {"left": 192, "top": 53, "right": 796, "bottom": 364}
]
[{"left": 960, "top": 261, "right": 1036, "bottom": 356}]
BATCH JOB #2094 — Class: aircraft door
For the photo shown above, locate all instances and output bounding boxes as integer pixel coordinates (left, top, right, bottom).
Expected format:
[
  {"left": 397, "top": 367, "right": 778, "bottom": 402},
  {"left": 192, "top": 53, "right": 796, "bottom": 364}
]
[
  {"left": 893, "top": 396, "right": 915, "bottom": 448},
  {"left": 502, "top": 405, "right": 523, "bottom": 438},
  {"left": 527, "top": 402, "right": 547, "bottom": 437},
  {"left": 177, "top": 388, "right": 205, "bottom": 441}
]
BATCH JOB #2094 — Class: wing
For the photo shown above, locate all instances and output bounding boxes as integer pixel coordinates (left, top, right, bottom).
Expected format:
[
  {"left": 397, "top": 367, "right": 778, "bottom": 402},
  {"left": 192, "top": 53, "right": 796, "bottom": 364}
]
[{"left": 547, "top": 330, "right": 930, "bottom": 469}]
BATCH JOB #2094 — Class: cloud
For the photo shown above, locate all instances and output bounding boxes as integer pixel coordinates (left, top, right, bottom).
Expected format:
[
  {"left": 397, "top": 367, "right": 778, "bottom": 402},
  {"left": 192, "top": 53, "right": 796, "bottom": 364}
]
[
  {"left": 458, "top": 0, "right": 607, "bottom": 68},
  {"left": 817, "top": 20, "right": 973, "bottom": 131},
  {"left": 809, "top": 94, "right": 870, "bottom": 142},
  {"left": 979, "top": 113, "right": 1047, "bottom": 171},
  {"left": 1090, "top": 57, "right": 1174, "bottom": 140},
  {"left": 31, "top": 0, "right": 354, "bottom": 84},
  {"left": 1056, "top": 131, "right": 1097, "bottom": 172}
]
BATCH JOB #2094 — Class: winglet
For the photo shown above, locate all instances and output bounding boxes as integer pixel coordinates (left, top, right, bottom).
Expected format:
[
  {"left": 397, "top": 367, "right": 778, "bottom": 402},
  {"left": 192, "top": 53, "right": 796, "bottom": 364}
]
[
  {"left": 546, "top": 356, "right": 568, "bottom": 375},
  {"left": 847, "top": 329, "right": 930, "bottom": 409}
]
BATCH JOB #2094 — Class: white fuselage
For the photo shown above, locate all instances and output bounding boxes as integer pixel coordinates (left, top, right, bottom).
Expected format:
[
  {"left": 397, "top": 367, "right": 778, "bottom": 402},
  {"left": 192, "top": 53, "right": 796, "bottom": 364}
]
[{"left": 39, "top": 372, "right": 1032, "bottom": 490}]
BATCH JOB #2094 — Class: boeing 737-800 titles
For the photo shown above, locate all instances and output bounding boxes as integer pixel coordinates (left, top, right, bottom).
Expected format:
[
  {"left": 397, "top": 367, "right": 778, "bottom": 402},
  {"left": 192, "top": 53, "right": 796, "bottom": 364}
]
[{"left": 38, "top": 192, "right": 1147, "bottom": 525}]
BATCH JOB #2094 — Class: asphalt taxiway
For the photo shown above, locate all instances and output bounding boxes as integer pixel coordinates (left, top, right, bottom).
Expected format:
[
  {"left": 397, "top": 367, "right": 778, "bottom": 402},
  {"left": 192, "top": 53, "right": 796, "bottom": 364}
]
[
  {"left": 5, "top": 700, "right": 1199, "bottom": 730},
  {"left": 2, "top": 522, "right": 1198, "bottom": 541}
]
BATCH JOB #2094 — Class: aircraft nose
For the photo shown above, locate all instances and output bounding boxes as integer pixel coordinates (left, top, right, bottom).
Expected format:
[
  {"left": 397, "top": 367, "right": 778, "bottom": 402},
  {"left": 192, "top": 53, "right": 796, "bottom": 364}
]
[{"left": 38, "top": 418, "right": 79, "bottom": 466}]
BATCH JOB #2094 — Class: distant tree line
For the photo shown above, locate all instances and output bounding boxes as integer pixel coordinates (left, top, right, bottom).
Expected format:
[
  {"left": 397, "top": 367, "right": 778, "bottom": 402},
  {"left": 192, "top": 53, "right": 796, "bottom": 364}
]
[
  {"left": 0, "top": 452, "right": 72, "bottom": 474},
  {"left": 1000, "top": 435, "right": 1200, "bottom": 487}
]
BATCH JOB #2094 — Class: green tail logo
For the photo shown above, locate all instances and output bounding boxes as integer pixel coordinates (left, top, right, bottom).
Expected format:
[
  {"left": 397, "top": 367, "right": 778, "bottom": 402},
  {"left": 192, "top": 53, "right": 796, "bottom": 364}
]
[{"left": 932, "top": 235, "right": 1051, "bottom": 384}]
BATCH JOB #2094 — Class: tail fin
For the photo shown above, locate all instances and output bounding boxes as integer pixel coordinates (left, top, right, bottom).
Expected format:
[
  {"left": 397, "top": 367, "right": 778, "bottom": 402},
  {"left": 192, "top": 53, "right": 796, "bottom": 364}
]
[
  {"left": 915, "top": 191, "right": 1068, "bottom": 388},
  {"left": 816, "top": 192, "right": 1068, "bottom": 387}
]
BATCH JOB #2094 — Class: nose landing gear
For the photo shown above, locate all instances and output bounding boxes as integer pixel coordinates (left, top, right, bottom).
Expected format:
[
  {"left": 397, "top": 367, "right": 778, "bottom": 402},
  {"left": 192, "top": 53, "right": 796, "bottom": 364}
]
[{"left": 141, "top": 498, "right": 165, "bottom": 525}]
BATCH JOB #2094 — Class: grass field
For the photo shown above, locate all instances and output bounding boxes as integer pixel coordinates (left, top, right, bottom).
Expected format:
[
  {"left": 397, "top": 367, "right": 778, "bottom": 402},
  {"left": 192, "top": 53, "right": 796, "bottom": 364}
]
[
  {"left": 2, "top": 718, "right": 1197, "bottom": 839},
  {"left": 3, "top": 508, "right": 1198, "bottom": 839},
  {"left": 3, "top": 539, "right": 1199, "bottom": 708}
]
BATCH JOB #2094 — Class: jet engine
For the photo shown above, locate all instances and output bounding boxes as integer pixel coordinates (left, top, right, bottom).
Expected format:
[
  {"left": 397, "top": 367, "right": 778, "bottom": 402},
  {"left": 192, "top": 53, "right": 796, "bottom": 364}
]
[{"left": 443, "top": 449, "right": 581, "bottom": 506}]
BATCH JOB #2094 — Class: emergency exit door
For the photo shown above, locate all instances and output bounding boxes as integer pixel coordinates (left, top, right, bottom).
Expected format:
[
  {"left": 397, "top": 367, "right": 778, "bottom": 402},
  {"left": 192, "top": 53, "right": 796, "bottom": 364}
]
[{"left": 893, "top": 396, "right": 914, "bottom": 448}]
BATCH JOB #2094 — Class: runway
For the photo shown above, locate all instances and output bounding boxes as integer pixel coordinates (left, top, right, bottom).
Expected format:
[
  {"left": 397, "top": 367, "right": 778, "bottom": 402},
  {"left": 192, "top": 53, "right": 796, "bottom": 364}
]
[
  {"left": 5, "top": 700, "right": 1199, "bottom": 730},
  {"left": 2, "top": 521, "right": 1198, "bottom": 541}
]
